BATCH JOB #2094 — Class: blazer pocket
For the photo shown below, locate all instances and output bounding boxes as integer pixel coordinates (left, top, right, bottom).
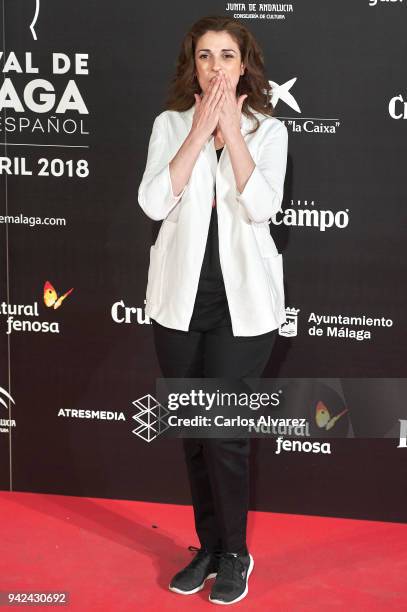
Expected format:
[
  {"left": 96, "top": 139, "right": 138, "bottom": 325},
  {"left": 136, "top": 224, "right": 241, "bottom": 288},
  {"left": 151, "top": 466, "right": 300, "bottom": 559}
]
[
  {"left": 146, "top": 244, "right": 166, "bottom": 306},
  {"left": 251, "top": 223, "right": 277, "bottom": 254},
  {"left": 251, "top": 224, "right": 284, "bottom": 306},
  {"left": 262, "top": 252, "right": 284, "bottom": 307}
]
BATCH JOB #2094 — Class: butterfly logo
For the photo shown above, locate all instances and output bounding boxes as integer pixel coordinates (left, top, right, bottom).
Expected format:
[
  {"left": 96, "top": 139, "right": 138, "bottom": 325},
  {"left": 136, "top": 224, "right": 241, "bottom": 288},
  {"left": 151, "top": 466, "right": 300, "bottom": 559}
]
[
  {"left": 315, "top": 400, "right": 348, "bottom": 431},
  {"left": 43, "top": 281, "right": 74, "bottom": 310}
]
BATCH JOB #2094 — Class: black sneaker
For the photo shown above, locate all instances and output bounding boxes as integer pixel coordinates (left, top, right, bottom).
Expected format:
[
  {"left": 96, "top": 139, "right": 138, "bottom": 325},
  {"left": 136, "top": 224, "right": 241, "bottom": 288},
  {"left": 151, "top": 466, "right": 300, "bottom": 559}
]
[
  {"left": 169, "top": 545, "right": 221, "bottom": 595},
  {"left": 209, "top": 551, "right": 254, "bottom": 605}
]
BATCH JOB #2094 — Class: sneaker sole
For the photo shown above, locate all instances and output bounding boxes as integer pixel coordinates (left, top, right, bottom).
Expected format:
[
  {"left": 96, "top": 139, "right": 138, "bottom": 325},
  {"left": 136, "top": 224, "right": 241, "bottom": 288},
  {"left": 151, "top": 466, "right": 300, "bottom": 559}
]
[
  {"left": 169, "top": 572, "right": 217, "bottom": 595},
  {"left": 208, "top": 554, "right": 254, "bottom": 605}
]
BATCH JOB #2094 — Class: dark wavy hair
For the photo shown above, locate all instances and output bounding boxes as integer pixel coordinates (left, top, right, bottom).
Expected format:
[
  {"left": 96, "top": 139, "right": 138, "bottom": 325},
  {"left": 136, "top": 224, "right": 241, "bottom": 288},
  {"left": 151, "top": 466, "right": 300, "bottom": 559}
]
[{"left": 165, "top": 15, "right": 275, "bottom": 134}]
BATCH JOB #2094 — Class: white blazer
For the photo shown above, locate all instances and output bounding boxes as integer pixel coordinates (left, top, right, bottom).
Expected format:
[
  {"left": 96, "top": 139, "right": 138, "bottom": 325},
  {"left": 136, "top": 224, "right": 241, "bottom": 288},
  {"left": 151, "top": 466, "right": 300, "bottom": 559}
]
[{"left": 138, "top": 104, "right": 288, "bottom": 336}]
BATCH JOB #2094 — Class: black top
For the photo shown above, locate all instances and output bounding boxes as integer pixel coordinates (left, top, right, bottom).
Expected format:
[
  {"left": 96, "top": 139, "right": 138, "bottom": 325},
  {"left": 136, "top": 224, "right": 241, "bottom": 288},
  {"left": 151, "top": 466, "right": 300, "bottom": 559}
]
[{"left": 189, "top": 146, "right": 232, "bottom": 331}]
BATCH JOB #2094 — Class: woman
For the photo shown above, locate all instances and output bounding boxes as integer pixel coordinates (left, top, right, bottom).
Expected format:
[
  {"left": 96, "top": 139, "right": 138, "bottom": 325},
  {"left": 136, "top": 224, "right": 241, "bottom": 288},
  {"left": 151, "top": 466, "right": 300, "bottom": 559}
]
[{"left": 138, "top": 15, "right": 288, "bottom": 605}]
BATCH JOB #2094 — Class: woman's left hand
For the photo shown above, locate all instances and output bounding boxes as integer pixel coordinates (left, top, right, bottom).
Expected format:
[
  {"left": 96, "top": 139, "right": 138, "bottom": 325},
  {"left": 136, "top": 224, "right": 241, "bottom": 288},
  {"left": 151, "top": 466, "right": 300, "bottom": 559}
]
[{"left": 217, "top": 70, "right": 248, "bottom": 141}]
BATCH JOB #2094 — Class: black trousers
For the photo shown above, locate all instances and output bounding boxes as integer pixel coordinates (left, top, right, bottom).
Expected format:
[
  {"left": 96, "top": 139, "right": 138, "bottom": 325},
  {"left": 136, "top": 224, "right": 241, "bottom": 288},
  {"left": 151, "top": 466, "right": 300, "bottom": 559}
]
[{"left": 152, "top": 319, "right": 277, "bottom": 554}]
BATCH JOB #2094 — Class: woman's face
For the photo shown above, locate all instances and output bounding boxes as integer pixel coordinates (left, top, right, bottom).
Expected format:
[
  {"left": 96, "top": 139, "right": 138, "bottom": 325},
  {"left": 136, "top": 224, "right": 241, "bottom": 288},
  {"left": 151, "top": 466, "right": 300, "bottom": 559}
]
[{"left": 194, "top": 30, "right": 244, "bottom": 97}]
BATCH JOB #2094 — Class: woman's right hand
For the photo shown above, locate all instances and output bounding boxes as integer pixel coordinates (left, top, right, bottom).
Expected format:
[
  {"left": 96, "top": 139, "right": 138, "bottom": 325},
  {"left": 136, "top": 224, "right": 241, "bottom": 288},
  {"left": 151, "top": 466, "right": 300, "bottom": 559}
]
[{"left": 191, "top": 74, "right": 225, "bottom": 143}]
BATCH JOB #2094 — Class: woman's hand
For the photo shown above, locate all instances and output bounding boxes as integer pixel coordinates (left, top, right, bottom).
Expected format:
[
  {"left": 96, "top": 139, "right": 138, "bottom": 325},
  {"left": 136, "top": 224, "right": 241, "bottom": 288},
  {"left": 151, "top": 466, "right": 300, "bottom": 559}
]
[
  {"left": 191, "top": 73, "right": 226, "bottom": 143},
  {"left": 217, "top": 70, "right": 248, "bottom": 142}
]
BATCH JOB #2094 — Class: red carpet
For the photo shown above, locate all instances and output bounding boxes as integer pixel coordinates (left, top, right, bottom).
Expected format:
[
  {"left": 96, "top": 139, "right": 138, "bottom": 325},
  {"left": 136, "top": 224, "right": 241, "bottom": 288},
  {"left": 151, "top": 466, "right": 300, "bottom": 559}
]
[{"left": 1, "top": 491, "right": 406, "bottom": 610}]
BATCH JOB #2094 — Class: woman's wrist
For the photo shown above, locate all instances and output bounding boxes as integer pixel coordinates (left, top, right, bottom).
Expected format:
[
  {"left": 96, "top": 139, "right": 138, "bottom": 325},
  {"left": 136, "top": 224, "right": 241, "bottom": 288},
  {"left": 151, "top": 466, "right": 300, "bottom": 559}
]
[{"left": 188, "top": 126, "right": 210, "bottom": 149}]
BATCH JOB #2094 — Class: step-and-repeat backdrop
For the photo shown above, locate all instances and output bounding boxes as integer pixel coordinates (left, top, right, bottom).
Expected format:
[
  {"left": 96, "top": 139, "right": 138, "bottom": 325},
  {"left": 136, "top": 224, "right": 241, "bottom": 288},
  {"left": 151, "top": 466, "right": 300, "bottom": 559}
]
[{"left": 1, "top": 1, "right": 406, "bottom": 522}]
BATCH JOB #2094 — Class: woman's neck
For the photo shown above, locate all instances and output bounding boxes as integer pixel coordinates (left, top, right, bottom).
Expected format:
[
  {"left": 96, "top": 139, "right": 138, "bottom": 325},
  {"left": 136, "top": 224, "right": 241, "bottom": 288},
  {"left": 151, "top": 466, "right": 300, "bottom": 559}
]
[{"left": 213, "top": 127, "right": 225, "bottom": 150}]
